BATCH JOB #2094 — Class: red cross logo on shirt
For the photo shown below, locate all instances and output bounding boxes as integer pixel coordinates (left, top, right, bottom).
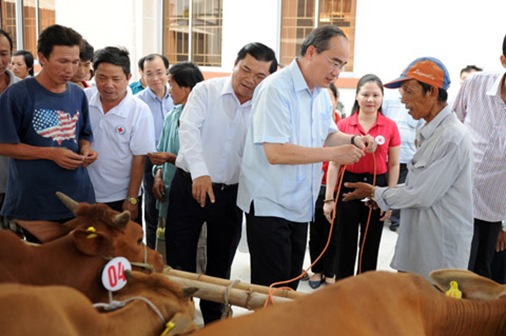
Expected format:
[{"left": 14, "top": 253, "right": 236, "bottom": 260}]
[{"left": 116, "top": 125, "right": 126, "bottom": 135}]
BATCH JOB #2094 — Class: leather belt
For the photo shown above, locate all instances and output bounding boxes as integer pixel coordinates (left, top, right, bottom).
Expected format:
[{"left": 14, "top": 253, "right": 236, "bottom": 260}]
[{"left": 176, "top": 168, "right": 237, "bottom": 190}]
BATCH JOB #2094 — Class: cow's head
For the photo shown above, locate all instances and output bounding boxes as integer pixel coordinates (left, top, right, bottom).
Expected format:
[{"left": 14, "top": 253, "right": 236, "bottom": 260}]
[
  {"left": 70, "top": 202, "right": 164, "bottom": 273},
  {"left": 118, "top": 271, "right": 198, "bottom": 335}
]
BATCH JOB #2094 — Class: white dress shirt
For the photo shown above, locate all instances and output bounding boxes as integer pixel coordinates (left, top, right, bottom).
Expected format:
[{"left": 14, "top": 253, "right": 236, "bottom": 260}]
[{"left": 176, "top": 76, "right": 252, "bottom": 185}]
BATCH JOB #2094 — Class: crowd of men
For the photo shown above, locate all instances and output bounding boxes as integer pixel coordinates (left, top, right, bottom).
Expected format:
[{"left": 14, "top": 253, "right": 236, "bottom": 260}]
[{"left": 0, "top": 23, "right": 505, "bottom": 325}]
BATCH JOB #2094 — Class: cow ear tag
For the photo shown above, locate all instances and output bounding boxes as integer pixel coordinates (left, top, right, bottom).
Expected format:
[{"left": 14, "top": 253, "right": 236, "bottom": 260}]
[
  {"left": 101, "top": 256, "right": 132, "bottom": 292},
  {"left": 160, "top": 321, "right": 175, "bottom": 336},
  {"left": 86, "top": 226, "right": 98, "bottom": 239},
  {"left": 445, "top": 281, "right": 462, "bottom": 299}
]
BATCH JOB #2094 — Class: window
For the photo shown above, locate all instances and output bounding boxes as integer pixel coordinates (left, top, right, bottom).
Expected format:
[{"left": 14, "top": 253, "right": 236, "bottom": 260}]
[
  {"left": 23, "top": 0, "right": 37, "bottom": 56},
  {"left": 0, "top": 0, "right": 17, "bottom": 48},
  {"left": 0, "top": 0, "right": 55, "bottom": 56},
  {"left": 162, "top": 0, "right": 222, "bottom": 67},
  {"left": 280, "top": 0, "right": 356, "bottom": 71}
]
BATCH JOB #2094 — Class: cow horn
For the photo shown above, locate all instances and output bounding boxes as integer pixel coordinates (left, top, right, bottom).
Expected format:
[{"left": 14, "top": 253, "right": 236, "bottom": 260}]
[
  {"left": 112, "top": 211, "right": 131, "bottom": 227},
  {"left": 181, "top": 286, "right": 198, "bottom": 298},
  {"left": 56, "top": 192, "right": 79, "bottom": 213}
]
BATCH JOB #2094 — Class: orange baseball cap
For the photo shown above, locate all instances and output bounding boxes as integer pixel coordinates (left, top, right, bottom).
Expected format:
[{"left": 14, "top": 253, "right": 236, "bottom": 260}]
[{"left": 384, "top": 57, "right": 451, "bottom": 90}]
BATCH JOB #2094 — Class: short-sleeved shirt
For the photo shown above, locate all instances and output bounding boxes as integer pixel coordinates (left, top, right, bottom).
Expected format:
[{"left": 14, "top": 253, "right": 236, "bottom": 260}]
[
  {"left": 337, "top": 112, "right": 401, "bottom": 175},
  {"left": 0, "top": 77, "right": 95, "bottom": 220},
  {"left": 85, "top": 88, "right": 156, "bottom": 202},
  {"left": 453, "top": 71, "right": 506, "bottom": 222},
  {"left": 136, "top": 85, "right": 174, "bottom": 145},
  {"left": 0, "top": 69, "right": 21, "bottom": 194},
  {"left": 382, "top": 91, "right": 424, "bottom": 164},
  {"left": 237, "top": 59, "right": 338, "bottom": 223}
]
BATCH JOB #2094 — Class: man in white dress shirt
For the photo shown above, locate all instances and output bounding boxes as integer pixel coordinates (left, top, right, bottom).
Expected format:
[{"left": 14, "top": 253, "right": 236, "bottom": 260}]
[{"left": 165, "top": 42, "right": 277, "bottom": 325}]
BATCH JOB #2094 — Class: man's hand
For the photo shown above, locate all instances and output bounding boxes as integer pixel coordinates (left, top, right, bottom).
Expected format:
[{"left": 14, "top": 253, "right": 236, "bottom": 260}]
[
  {"left": 331, "top": 145, "right": 365, "bottom": 165},
  {"left": 342, "top": 182, "right": 374, "bottom": 201},
  {"left": 80, "top": 147, "right": 98, "bottom": 167},
  {"left": 148, "top": 152, "right": 176, "bottom": 166},
  {"left": 192, "top": 175, "right": 215, "bottom": 208},
  {"left": 153, "top": 169, "right": 165, "bottom": 202},
  {"left": 496, "top": 230, "right": 506, "bottom": 252},
  {"left": 49, "top": 147, "right": 85, "bottom": 170},
  {"left": 123, "top": 199, "right": 139, "bottom": 220},
  {"left": 354, "top": 135, "right": 377, "bottom": 153},
  {"left": 380, "top": 210, "right": 391, "bottom": 222}
]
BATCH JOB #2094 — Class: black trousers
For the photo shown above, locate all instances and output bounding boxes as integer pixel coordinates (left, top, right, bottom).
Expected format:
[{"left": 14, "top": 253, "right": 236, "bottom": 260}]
[
  {"left": 309, "top": 184, "right": 338, "bottom": 278},
  {"left": 468, "top": 218, "right": 502, "bottom": 278},
  {"left": 334, "top": 171, "right": 387, "bottom": 280},
  {"left": 143, "top": 159, "right": 159, "bottom": 249},
  {"left": 165, "top": 170, "right": 242, "bottom": 325},
  {"left": 246, "top": 205, "right": 308, "bottom": 291},
  {"left": 105, "top": 197, "right": 143, "bottom": 226},
  {"left": 491, "top": 249, "right": 506, "bottom": 284}
]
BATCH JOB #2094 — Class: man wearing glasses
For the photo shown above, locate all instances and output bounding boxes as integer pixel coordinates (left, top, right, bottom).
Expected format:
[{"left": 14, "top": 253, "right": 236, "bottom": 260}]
[
  {"left": 136, "top": 54, "right": 174, "bottom": 250},
  {"left": 237, "top": 25, "right": 376, "bottom": 290}
]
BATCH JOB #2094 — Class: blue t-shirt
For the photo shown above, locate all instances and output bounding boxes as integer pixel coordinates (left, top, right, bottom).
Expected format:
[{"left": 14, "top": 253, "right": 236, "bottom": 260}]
[{"left": 0, "top": 77, "right": 95, "bottom": 220}]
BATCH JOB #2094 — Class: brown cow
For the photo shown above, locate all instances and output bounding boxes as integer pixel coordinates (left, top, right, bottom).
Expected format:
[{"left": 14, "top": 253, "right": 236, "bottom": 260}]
[
  {"left": 0, "top": 196, "right": 164, "bottom": 302},
  {"left": 194, "top": 270, "right": 506, "bottom": 336},
  {"left": 0, "top": 271, "right": 198, "bottom": 336}
]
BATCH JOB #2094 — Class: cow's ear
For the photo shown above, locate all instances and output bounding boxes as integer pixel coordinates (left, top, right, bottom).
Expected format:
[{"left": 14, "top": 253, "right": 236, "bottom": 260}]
[
  {"left": 430, "top": 269, "right": 506, "bottom": 300},
  {"left": 15, "top": 220, "right": 70, "bottom": 243},
  {"left": 72, "top": 228, "right": 112, "bottom": 256}
]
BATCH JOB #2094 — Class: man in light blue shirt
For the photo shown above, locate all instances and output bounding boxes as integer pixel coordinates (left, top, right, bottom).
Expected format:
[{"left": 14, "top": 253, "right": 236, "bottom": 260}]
[
  {"left": 237, "top": 25, "right": 376, "bottom": 290},
  {"left": 136, "top": 54, "right": 173, "bottom": 249}
]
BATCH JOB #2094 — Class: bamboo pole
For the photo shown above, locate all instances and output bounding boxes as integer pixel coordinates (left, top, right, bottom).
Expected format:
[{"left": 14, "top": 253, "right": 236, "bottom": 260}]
[
  {"left": 164, "top": 267, "right": 307, "bottom": 300},
  {"left": 166, "top": 274, "right": 293, "bottom": 310}
]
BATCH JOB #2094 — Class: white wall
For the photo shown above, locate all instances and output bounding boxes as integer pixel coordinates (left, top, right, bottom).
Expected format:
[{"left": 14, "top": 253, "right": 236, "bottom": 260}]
[
  {"left": 219, "top": 0, "right": 280, "bottom": 72},
  {"left": 54, "top": 0, "right": 506, "bottom": 107},
  {"left": 55, "top": 0, "right": 159, "bottom": 81},
  {"left": 353, "top": 0, "right": 506, "bottom": 98}
]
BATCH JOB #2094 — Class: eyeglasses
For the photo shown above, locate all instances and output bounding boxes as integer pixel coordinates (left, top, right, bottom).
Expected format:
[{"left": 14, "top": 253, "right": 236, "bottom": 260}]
[
  {"left": 319, "top": 52, "right": 346, "bottom": 71},
  {"left": 144, "top": 71, "right": 168, "bottom": 79}
]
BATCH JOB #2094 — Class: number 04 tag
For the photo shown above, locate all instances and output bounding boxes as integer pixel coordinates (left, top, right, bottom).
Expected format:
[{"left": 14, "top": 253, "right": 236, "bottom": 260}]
[{"left": 101, "top": 257, "right": 132, "bottom": 291}]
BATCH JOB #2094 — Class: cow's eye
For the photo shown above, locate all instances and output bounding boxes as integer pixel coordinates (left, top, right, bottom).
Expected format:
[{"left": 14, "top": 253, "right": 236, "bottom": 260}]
[{"left": 137, "top": 238, "right": 143, "bottom": 244}]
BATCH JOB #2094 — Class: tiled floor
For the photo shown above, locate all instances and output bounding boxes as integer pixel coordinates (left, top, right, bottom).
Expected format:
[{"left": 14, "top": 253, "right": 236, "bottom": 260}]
[
  {"left": 194, "top": 221, "right": 399, "bottom": 321},
  {"left": 231, "top": 220, "right": 398, "bottom": 292}
]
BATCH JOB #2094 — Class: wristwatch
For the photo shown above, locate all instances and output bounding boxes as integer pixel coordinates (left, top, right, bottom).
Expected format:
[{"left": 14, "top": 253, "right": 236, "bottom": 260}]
[{"left": 126, "top": 197, "right": 138, "bottom": 205}]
